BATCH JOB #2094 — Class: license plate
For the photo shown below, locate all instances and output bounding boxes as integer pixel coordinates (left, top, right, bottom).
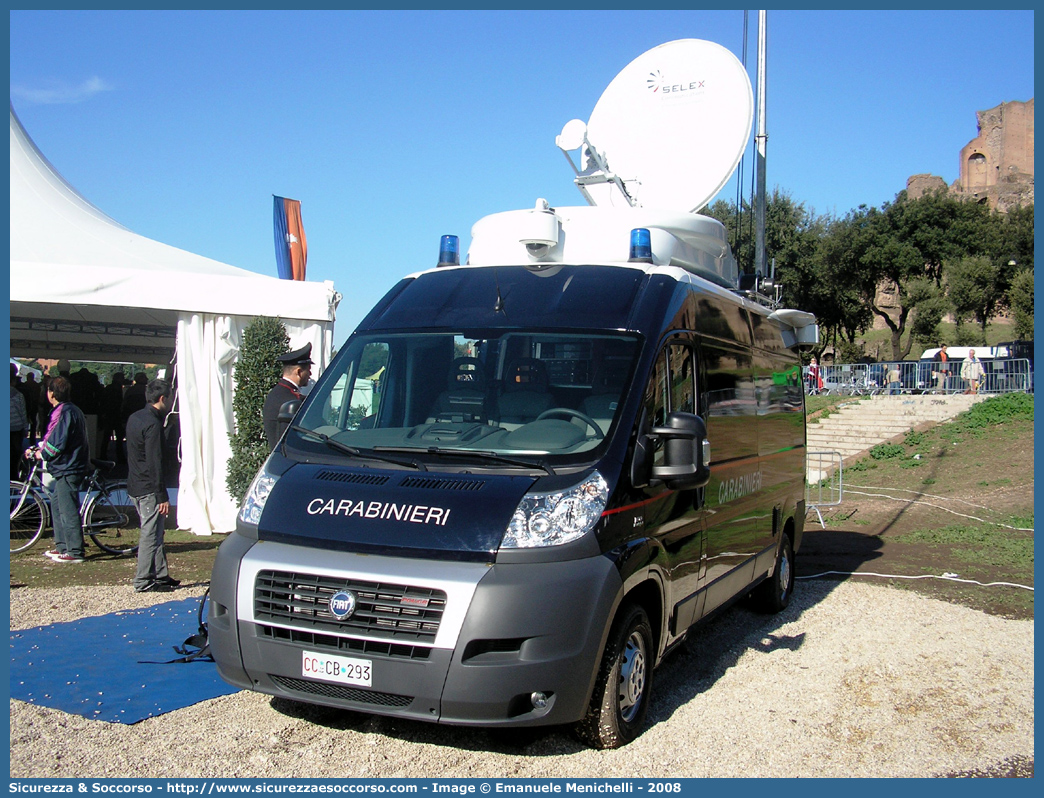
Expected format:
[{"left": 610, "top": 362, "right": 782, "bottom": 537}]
[{"left": 301, "top": 650, "right": 372, "bottom": 687}]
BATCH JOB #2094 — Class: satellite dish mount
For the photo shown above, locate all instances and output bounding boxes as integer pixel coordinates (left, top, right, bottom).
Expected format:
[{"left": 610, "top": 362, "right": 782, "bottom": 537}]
[
  {"left": 556, "top": 119, "right": 637, "bottom": 208},
  {"left": 556, "top": 39, "right": 754, "bottom": 214}
]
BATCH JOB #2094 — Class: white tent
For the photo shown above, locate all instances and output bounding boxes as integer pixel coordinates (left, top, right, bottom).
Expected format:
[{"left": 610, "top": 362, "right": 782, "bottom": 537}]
[{"left": 9, "top": 105, "right": 341, "bottom": 534}]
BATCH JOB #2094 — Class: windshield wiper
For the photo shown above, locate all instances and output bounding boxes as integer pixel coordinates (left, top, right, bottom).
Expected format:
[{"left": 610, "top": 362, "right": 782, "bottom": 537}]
[
  {"left": 290, "top": 426, "right": 426, "bottom": 471},
  {"left": 374, "top": 446, "right": 555, "bottom": 476}
]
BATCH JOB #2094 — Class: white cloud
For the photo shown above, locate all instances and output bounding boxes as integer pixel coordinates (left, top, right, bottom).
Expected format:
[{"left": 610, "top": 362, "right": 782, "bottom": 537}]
[{"left": 11, "top": 76, "right": 115, "bottom": 105}]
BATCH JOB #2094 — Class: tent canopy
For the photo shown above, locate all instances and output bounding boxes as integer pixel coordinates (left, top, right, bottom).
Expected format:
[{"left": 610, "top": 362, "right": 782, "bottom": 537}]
[
  {"left": 9, "top": 105, "right": 340, "bottom": 533},
  {"left": 9, "top": 105, "right": 338, "bottom": 362}
]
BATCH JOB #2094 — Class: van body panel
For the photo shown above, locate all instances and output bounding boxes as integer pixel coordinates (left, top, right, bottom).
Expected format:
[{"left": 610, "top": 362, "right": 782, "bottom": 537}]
[{"left": 257, "top": 463, "right": 537, "bottom": 561}]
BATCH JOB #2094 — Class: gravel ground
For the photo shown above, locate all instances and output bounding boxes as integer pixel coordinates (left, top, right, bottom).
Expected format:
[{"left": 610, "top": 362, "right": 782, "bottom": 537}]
[{"left": 9, "top": 579, "right": 1034, "bottom": 779}]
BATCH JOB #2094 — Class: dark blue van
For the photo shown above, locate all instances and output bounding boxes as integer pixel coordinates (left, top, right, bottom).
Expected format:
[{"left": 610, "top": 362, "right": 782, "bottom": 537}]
[{"left": 208, "top": 205, "right": 815, "bottom": 748}]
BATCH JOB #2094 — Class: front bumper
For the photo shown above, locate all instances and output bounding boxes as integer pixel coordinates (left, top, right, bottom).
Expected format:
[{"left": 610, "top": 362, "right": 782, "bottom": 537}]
[{"left": 209, "top": 535, "right": 622, "bottom": 727}]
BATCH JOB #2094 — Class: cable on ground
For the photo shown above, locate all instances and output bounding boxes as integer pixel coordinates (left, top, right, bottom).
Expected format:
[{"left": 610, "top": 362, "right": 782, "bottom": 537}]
[{"left": 797, "top": 570, "right": 1033, "bottom": 591}]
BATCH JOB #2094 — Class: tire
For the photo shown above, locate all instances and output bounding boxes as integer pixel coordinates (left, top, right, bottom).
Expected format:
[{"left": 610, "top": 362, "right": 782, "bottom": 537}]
[
  {"left": 84, "top": 482, "right": 140, "bottom": 556},
  {"left": 751, "top": 533, "right": 795, "bottom": 614},
  {"left": 10, "top": 481, "right": 47, "bottom": 553},
  {"left": 574, "top": 603, "right": 655, "bottom": 749}
]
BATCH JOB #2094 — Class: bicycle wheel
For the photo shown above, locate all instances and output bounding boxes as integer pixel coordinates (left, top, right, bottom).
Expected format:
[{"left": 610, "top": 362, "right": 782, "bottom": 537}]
[
  {"left": 10, "top": 481, "right": 47, "bottom": 553},
  {"left": 84, "top": 481, "right": 140, "bottom": 556}
]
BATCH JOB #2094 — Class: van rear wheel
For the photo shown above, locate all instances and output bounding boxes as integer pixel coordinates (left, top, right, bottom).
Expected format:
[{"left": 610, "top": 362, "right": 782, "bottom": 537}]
[
  {"left": 752, "top": 533, "right": 794, "bottom": 613},
  {"left": 574, "top": 603, "right": 654, "bottom": 749}
]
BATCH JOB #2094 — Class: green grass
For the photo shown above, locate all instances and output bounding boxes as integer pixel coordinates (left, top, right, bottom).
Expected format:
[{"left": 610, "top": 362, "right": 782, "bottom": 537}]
[
  {"left": 847, "top": 394, "right": 1034, "bottom": 471},
  {"left": 870, "top": 443, "right": 906, "bottom": 460},
  {"left": 846, "top": 459, "right": 877, "bottom": 472},
  {"left": 904, "top": 430, "right": 926, "bottom": 448},
  {"left": 895, "top": 520, "right": 1035, "bottom": 571}
]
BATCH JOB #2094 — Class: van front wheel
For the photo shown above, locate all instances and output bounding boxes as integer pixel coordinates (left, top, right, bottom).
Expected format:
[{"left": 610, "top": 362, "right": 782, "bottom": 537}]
[
  {"left": 574, "top": 603, "right": 654, "bottom": 749},
  {"left": 752, "top": 533, "right": 794, "bottom": 614}
]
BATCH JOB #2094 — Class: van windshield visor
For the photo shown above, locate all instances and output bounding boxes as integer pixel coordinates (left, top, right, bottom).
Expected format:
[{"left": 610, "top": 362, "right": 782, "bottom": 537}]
[{"left": 291, "top": 330, "right": 640, "bottom": 467}]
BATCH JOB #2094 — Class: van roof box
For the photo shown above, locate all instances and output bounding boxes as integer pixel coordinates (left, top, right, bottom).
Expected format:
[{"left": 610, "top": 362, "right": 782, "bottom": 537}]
[{"left": 467, "top": 201, "right": 739, "bottom": 289}]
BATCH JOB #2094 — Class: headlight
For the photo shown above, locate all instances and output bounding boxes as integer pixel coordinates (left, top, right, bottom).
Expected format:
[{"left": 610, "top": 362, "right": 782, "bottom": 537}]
[
  {"left": 238, "top": 466, "right": 279, "bottom": 525},
  {"left": 502, "top": 471, "right": 609, "bottom": 548}
]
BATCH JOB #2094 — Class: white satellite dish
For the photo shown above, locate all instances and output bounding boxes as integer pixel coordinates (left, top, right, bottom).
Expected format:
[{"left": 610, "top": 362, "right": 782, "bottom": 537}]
[{"left": 560, "top": 39, "right": 754, "bottom": 213}]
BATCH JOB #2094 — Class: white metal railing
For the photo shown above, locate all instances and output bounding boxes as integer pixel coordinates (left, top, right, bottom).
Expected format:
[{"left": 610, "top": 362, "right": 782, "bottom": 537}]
[
  {"left": 804, "top": 358, "right": 1032, "bottom": 396},
  {"left": 806, "top": 450, "right": 843, "bottom": 529}
]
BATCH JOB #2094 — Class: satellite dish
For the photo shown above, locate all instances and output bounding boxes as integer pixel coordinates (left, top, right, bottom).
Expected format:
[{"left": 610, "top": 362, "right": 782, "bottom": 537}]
[{"left": 570, "top": 39, "right": 754, "bottom": 213}]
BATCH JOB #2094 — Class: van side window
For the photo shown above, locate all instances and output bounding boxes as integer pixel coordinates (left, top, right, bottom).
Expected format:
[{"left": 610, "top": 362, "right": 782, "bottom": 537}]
[
  {"left": 642, "top": 349, "right": 669, "bottom": 466},
  {"left": 642, "top": 342, "right": 696, "bottom": 466},
  {"left": 668, "top": 344, "right": 695, "bottom": 415}
]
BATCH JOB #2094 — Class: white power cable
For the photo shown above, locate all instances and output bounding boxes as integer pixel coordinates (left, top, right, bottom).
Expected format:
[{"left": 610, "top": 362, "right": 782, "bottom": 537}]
[
  {"left": 845, "top": 482, "right": 1029, "bottom": 514},
  {"left": 797, "top": 570, "right": 1033, "bottom": 592},
  {"left": 842, "top": 488, "right": 1034, "bottom": 532}
]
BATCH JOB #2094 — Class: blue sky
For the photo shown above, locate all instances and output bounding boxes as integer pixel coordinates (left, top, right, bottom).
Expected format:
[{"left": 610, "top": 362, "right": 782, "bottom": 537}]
[{"left": 9, "top": 9, "right": 1035, "bottom": 346}]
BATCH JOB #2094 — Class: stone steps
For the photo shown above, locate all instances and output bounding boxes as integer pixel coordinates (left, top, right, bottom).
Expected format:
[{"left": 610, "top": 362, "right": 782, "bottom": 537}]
[{"left": 805, "top": 394, "right": 987, "bottom": 482}]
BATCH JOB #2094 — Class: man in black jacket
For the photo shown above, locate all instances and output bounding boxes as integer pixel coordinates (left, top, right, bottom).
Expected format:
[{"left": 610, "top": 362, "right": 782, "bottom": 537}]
[
  {"left": 126, "top": 378, "right": 178, "bottom": 593},
  {"left": 262, "top": 344, "right": 313, "bottom": 450}
]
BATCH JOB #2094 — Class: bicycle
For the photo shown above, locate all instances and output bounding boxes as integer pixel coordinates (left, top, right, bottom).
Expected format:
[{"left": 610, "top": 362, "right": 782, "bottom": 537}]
[{"left": 10, "top": 456, "right": 140, "bottom": 556}]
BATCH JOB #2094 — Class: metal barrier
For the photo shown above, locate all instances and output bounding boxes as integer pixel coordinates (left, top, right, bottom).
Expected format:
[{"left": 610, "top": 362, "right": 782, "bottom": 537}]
[
  {"left": 805, "top": 450, "right": 843, "bottom": 529},
  {"left": 804, "top": 358, "right": 1032, "bottom": 396}
]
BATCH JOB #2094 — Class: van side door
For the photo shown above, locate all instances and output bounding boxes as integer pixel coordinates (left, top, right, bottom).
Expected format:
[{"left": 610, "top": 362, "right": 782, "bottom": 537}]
[
  {"left": 700, "top": 340, "right": 760, "bottom": 615},
  {"left": 636, "top": 337, "right": 706, "bottom": 640}
]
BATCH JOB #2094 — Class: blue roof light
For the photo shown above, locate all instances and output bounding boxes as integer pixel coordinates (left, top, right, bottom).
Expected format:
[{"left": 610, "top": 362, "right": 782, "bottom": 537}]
[
  {"left": 438, "top": 234, "right": 460, "bottom": 267},
  {"left": 628, "top": 228, "right": 653, "bottom": 263}
]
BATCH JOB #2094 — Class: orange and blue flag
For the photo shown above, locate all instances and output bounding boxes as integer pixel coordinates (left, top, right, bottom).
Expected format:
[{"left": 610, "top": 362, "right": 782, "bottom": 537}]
[{"left": 273, "top": 196, "right": 308, "bottom": 281}]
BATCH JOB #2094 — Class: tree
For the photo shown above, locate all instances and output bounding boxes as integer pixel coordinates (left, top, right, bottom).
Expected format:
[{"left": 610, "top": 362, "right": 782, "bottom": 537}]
[
  {"left": 226, "top": 317, "right": 289, "bottom": 502},
  {"left": 821, "top": 190, "right": 1001, "bottom": 360},
  {"left": 1010, "top": 268, "right": 1034, "bottom": 340},
  {"left": 906, "top": 278, "right": 948, "bottom": 349},
  {"left": 806, "top": 212, "right": 876, "bottom": 347},
  {"left": 994, "top": 204, "right": 1034, "bottom": 309},
  {"left": 946, "top": 255, "right": 1000, "bottom": 341}
]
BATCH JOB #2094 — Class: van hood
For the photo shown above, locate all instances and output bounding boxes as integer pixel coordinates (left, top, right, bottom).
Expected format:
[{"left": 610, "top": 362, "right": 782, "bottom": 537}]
[{"left": 257, "top": 464, "right": 538, "bottom": 562}]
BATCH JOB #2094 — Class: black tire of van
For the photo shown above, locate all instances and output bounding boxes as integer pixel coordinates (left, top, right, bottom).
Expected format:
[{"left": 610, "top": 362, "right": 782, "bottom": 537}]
[
  {"left": 751, "top": 532, "right": 795, "bottom": 614},
  {"left": 574, "top": 603, "right": 655, "bottom": 749}
]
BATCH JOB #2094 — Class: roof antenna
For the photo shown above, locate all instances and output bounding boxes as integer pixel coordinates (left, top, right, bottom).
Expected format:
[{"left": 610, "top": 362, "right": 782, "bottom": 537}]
[{"left": 493, "top": 270, "right": 505, "bottom": 315}]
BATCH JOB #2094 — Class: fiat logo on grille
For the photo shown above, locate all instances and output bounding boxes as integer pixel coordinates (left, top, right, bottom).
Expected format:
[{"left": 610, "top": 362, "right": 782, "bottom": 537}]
[{"left": 329, "top": 590, "right": 357, "bottom": 620}]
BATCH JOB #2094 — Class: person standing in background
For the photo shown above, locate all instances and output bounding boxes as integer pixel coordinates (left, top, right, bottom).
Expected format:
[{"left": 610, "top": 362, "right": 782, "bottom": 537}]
[
  {"left": 263, "top": 344, "right": 313, "bottom": 450},
  {"left": 887, "top": 364, "right": 902, "bottom": 395},
  {"left": 20, "top": 371, "right": 41, "bottom": 443},
  {"left": 961, "top": 349, "right": 985, "bottom": 394},
  {"left": 98, "top": 372, "right": 126, "bottom": 462},
  {"left": 806, "top": 356, "right": 823, "bottom": 395},
  {"left": 10, "top": 364, "right": 29, "bottom": 478},
  {"left": 932, "top": 345, "right": 949, "bottom": 393},
  {"left": 126, "top": 378, "right": 179, "bottom": 593},
  {"left": 32, "top": 376, "right": 90, "bottom": 563}
]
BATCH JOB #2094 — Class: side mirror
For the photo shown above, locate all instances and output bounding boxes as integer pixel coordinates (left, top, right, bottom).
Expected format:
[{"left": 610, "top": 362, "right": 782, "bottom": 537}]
[
  {"left": 649, "top": 411, "right": 711, "bottom": 490},
  {"left": 277, "top": 399, "right": 302, "bottom": 424}
]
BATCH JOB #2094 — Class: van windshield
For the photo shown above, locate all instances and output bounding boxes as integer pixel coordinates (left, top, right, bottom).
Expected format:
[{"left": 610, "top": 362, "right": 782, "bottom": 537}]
[{"left": 292, "top": 330, "right": 640, "bottom": 466}]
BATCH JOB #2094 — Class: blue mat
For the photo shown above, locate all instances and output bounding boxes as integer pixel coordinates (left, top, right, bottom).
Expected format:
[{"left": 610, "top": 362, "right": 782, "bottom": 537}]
[{"left": 10, "top": 596, "right": 239, "bottom": 724}]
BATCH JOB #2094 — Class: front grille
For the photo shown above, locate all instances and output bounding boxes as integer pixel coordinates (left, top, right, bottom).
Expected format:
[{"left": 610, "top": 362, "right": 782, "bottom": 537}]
[
  {"left": 270, "top": 675, "right": 413, "bottom": 707},
  {"left": 254, "top": 570, "right": 447, "bottom": 643},
  {"left": 259, "top": 625, "right": 432, "bottom": 660}
]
